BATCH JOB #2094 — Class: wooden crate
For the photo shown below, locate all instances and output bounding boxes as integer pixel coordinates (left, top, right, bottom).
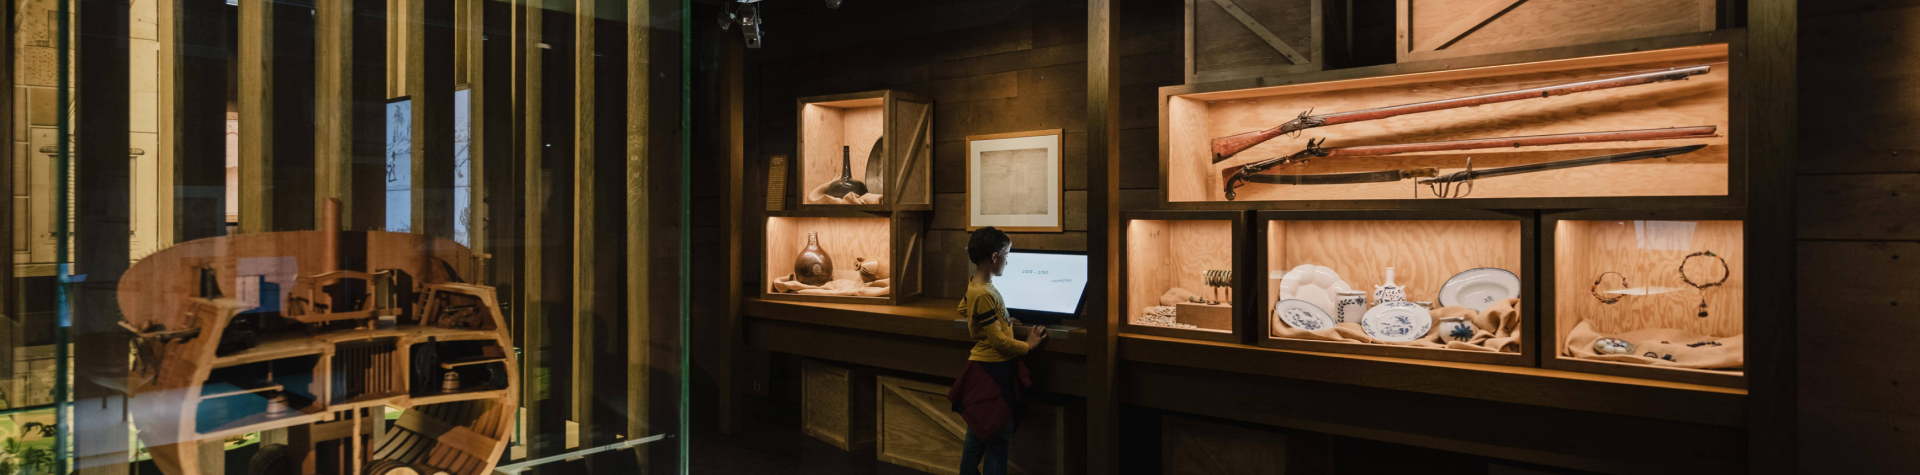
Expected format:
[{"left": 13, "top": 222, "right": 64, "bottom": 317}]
[
  {"left": 876, "top": 376, "right": 1066, "bottom": 475},
  {"left": 1397, "top": 0, "right": 1718, "bottom": 63},
  {"left": 796, "top": 90, "right": 934, "bottom": 211},
  {"left": 763, "top": 210, "right": 924, "bottom": 306},
  {"left": 1162, "top": 415, "right": 1327, "bottom": 475},
  {"left": 1120, "top": 211, "right": 1251, "bottom": 344},
  {"left": 1158, "top": 31, "right": 1741, "bottom": 209},
  {"left": 1543, "top": 208, "right": 1745, "bottom": 388},
  {"left": 1254, "top": 210, "right": 1535, "bottom": 367},
  {"left": 801, "top": 359, "right": 876, "bottom": 451},
  {"left": 1186, "top": 0, "right": 1348, "bottom": 83}
]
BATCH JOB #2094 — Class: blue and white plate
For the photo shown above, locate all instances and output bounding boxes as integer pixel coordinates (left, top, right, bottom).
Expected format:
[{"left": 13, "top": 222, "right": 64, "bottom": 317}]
[
  {"left": 1272, "top": 299, "right": 1335, "bottom": 332},
  {"left": 1438, "top": 267, "right": 1521, "bottom": 312},
  {"left": 1361, "top": 301, "right": 1432, "bottom": 342}
]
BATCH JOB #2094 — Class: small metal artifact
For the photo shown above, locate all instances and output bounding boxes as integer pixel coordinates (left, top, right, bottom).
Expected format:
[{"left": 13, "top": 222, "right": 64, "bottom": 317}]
[
  {"left": 1679, "top": 250, "right": 1730, "bottom": 318},
  {"left": 1418, "top": 144, "right": 1708, "bottom": 199},
  {"left": 794, "top": 231, "right": 835, "bottom": 286},
  {"left": 1204, "top": 270, "right": 1232, "bottom": 303},
  {"left": 863, "top": 137, "right": 886, "bottom": 195},
  {"left": 1593, "top": 338, "right": 1635, "bottom": 355}
]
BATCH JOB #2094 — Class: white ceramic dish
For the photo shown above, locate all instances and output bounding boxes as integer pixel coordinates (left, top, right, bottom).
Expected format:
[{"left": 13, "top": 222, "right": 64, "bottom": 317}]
[
  {"left": 1272, "top": 299, "right": 1336, "bottom": 332},
  {"left": 1438, "top": 267, "right": 1521, "bottom": 312},
  {"left": 1361, "top": 301, "right": 1432, "bottom": 342},
  {"left": 1278, "top": 264, "right": 1351, "bottom": 318}
]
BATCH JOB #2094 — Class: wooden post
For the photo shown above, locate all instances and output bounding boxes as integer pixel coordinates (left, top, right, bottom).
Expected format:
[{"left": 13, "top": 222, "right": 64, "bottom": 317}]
[
  {"left": 75, "top": 0, "right": 133, "bottom": 471},
  {"left": 718, "top": 29, "right": 746, "bottom": 437},
  {"left": 314, "top": 0, "right": 386, "bottom": 231},
  {"left": 1086, "top": 0, "right": 1121, "bottom": 473},
  {"left": 410, "top": 0, "right": 456, "bottom": 238},
  {"left": 573, "top": 0, "right": 599, "bottom": 448},
  {"left": 158, "top": 0, "right": 228, "bottom": 245},
  {"left": 625, "top": 0, "right": 653, "bottom": 467},
  {"left": 0, "top": 0, "right": 13, "bottom": 323},
  {"left": 523, "top": 0, "right": 578, "bottom": 464},
  {"left": 1747, "top": 0, "right": 1795, "bottom": 472},
  {"left": 237, "top": 0, "right": 276, "bottom": 233}
]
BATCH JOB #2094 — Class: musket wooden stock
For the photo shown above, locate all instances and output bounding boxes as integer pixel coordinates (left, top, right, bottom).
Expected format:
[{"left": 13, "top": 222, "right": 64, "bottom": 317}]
[
  {"left": 1208, "top": 65, "right": 1713, "bottom": 162},
  {"left": 1220, "top": 126, "right": 1719, "bottom": 200}
]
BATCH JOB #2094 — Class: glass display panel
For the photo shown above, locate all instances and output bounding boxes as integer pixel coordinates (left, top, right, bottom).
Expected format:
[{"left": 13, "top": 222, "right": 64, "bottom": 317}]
[
  {"left": 1264, "top": 220, "right": 1524, "bottom": 354},
  {"left": 1554, "top": 219, "right": 1744, "bottom": 377},
  {"left": 1126, "top": 219, "right": 1236, "bottom": 334}
]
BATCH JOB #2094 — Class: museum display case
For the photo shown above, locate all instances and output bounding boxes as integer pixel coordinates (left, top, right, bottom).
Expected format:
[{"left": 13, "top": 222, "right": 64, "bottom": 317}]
[
  {"left": 1254, "top": 210, "right": 1533, "bottom": 365},
  {"left": 796, "top": 90, "right": 934, "bottom": 211},
  {"left": 1545, "top": 209, "right": 1745, "bottom": 387},
  {"left": 764, "top": 210, "right": 926, "bottom": 306},
  {"left": 1121, "top": 211, "right": 1250, "bottom": 343},
  {"left": 1159, "top": 34, "right": 1737, "bottom": 207}
]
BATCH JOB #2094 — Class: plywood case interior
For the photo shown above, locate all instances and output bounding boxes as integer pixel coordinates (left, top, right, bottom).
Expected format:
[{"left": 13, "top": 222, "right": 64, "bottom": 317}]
[
  {"left": 1121, "top": 212, "right": 1248, "bottom": 343},
  {"left": 764, "top": 211, "right": 924, "bottom": 305},
  {"left": 1163, "top": 40, "right": 1734, "bottom": 206},
  {"left": 1546, "top": 210, "right": 1745, "bottom": 387},
  {"left": 1256, "top": 211, "right": 1532, "bottom": 365},
  {"left": 1397, "top": 0, "right": 1717, "bottom": 63},
  {"left": 797, "top": 91, "right": 933, "bottom": 210},
  {"left": 1186, "top": 0, "right": 1347, "bottom": 83}
]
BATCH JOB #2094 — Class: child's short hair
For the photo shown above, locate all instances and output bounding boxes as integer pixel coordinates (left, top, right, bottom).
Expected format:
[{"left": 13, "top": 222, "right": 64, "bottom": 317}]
[{"left": 967, "top": 227, "right": 1012, "bottom": 264}]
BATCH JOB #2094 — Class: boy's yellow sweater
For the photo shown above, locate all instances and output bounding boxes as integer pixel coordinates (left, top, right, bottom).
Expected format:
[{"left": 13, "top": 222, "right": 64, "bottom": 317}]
[{"left": 958, "top": 281, "right": 1028, "bottom": 362}]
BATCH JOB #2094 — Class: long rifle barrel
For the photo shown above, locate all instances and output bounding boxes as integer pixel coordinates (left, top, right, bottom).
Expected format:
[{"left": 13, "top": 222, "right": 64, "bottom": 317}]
[
  {"left": 1209, "top": 65, "right": 1713, "bottom": 162},
  {"left": 1221, "top": 126, "right": 1719, "bottom": 200}
]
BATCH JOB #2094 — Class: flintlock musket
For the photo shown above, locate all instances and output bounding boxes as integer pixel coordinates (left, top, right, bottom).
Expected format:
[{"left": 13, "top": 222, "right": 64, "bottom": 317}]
[
  {"left": 1217, "top": 144, "right": 1709, "bottom": 199},
  {"left": 1208, "top": 65, "right": 1713, "bottom": 162},
  {"left": 1417, "top": 144, "right": 1708, "bottom": 198},
  {"left": 1221, "top": 126, "right": 1719, "bottom": 200}
]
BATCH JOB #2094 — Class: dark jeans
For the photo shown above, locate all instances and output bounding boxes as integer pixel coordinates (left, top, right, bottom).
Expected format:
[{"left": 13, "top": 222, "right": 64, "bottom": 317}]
[{"left": 959, "top": 424, "right": 1013, "bottom": 475}]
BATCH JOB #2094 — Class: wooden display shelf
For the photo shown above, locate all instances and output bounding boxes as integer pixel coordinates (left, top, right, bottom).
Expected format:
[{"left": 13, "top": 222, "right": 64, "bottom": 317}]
[
  {"left": 795, "top": 90, "right": 934, "bottom": 211},
  {"left": 1543, "top": 208, "right": 1746, "bottom": 388},
  {"left": 1186, "top": 0, "right": 1347, "bottom": 83},
  {"left": 764, "top": 209, "right": 925, "bottom": 306},
  {"left": 1396, "top": 0, "right": 1717, "bottom": 63},
  {"left": 1253, "top": 210, "right": 1535, "bottom": 366},
  {"left": 1120, "top": 211, "right": 1250, "bottom": 344},
  {"left": 1158, "top": 30, "right": 1743, "bottom": 209}
]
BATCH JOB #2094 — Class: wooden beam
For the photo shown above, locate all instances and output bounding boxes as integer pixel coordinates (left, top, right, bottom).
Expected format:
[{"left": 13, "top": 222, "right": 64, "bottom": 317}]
[
  {"left": 411, "top": 0, "right": 457, "bottom": 238},
  {"left": 718, "top": 28, "right": 747, "bottom": 437},
  {"left": 158, "top": 0, "right": 228, "bottom": 244},
  {"left": 315, "top": 0, "right": 386, "bottom": 232},
  {"left": 1087, "top": 0, "right": 1121, "bottom": 473},
  {"left": 626, "top": 0, "right": 654, "bottom": 465},
  {"left": 0, "top": 0, "right": 13, "bottom": 322},
  {"left": 237, "top": 0, "right": 275, "bottom": 233},
  {"left": 1423, "top": 0, "right": 1526, "bottom": 52},
  {"left": 571, "top": 0, "right": 603, "bottom": 451},
  {"left": 523, "top": 0, "right": 578, "bottom": 464},
  {"left": 75, "top": 0, "right": 132, "bottom": 471},
  {"left": 1747, "top": 0, "right": 1797, "bottom": 472}
]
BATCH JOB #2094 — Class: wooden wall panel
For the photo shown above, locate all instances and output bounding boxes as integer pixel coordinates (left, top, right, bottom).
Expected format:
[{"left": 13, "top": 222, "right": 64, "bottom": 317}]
[
  {"left": 1399, "top": 0, "right": 1716, "bottom": 63},
  {"left": 1162, "top": 415, "right": 1326, "bottom": 475},
  {"left": 800, "top": 359, "right": 876, "bottom": 451},
  {"left": 876, "top": 375, "right": 1068, "bottom": 475},
  {"left": 1797, "top": 5, "right": 1920, "bottom": 472}
]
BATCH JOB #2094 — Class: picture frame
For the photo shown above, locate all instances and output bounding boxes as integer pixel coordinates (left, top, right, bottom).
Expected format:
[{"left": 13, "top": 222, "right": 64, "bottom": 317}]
[{"left": 966, "top": 129, "right": 1065, "bottom": 233}]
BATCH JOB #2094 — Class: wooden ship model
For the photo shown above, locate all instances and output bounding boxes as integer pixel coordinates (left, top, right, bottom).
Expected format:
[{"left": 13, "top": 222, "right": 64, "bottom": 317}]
[{"left": 118, "top": 199, "right": 517, "bottom": 475}]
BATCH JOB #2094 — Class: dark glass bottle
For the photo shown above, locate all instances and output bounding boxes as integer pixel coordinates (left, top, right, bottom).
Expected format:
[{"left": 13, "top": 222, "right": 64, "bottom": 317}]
[
  {"left": 794, "top": 231, "right": 835, "bottom": 285},
  {"left": 822, "top": 145, "right": 869, "bottom": 199}
]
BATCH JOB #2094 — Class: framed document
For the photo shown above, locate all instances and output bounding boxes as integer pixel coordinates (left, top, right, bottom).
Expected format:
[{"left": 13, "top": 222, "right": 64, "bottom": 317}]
[{"left": 966, "top": 129, "right": 1064, "bottom": 233}]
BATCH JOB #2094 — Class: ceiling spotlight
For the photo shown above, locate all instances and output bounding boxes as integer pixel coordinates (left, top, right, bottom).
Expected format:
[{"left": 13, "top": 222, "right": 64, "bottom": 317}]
[
  {"left": 716, "top": 5, "right": 736, "bottom": 31},
  {"left": 825, "top": 0, "right": 842, "bottom": 8},
  {"left": 739, "top": 3, "right": 763, "bottom": 48}
]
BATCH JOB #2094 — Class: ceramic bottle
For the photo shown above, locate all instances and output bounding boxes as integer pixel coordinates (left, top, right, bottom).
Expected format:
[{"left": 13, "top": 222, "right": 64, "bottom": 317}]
[
  {"left": 822, "top": 145, "right": 869, "bottom": 199},
  {"left": 1373, "top": 267, "right": 1407, "bottom": 304},
  {"left": 795, "top": 231, "right": 835, "bottom": 285}
]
